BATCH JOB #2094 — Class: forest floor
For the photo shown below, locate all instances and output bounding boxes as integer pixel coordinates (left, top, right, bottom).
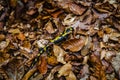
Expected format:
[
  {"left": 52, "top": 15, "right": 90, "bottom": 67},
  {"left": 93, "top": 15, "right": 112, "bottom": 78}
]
[{"left": 0, "top": 0, "right": 120, "bottom": 80}]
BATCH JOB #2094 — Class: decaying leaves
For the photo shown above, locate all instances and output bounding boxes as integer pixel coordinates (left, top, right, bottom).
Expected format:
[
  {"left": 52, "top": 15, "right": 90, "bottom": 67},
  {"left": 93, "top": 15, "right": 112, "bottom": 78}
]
[
  {"left": 17, "top": 33, "right": 25, "bottom": 41},
  {"left": 58, "top": 62, "right": 72, "bottom": 77},
  {"left": 47, "top": 56, "right": 58, "bottom": 66},
  {"left": 89, "top": 54, "right": 107, "bottom": 80},
  {"left": 44, "top": 21, "right": 56, "bottom": 34},
  {"left": 1, "top": 0, "right": 120, "bottom": 80},
  {"left": 66, "top": 71, "right": 77, "bottom": 80},
  {"left": 38, "top": 56, "right": 47, "bottom": 74},
  {"left": 53, "top": 45, "right": 67, "bottom": 64},
  {"left": 62, "top": 38, "right": 85, "bottom": 52}
]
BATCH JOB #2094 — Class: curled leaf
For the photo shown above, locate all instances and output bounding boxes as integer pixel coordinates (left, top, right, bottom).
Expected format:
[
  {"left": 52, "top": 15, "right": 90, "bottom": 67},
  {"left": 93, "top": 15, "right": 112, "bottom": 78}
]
[
  {"left": 109, "top": 32, "right": 120, "bottom": 41},
  {"left": 45, "top": 66, "right": 61, "bottom": 80},
  {"left": 62, "top": 38, "right": 85, "bottom": 52},
  {"left": 58, "top": 62, "right": 72, "bottom": 77},
  {"left": 53, "top": 45, "right": 67, "bottom": 64}
]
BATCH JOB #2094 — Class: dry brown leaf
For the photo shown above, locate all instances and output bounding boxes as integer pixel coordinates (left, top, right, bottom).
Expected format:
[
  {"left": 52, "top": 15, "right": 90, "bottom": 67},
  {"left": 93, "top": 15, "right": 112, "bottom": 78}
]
[
  {"left": 62, "top": 38, "right": 85, "bottom": 52},
  {"left": 8, "top": 29, "right": 21, "bottom": 34},
  {"left": 90, "top": 54, "right": 107, "bottom": 80},
  {"left": 58, "top": 62, "right": 72, "bottom": 77},
  {"left": 53, "top": 45, "right": 67, "bottom": 64},
  {"left": 47, "top": 56, "right": 58, "bottom": 66},
  {"left": 51, "top": 10, "right": 63, "bottom": 18},
  {"left": 38, "top": 56, "right": 47, "bottom": 74},
  {"left": 0, "top": 39, "right": 10, "bottom": 50},
  {"left": 109, "top": 32, "right": 120, "bottom": 41},
  {"left": 98, "top": 30, "right": 104, "bottom": 38},
  {"left": 104, "top": 27, "right": 113, "bottom": 34},
  {"left": 90, "top": 76, "right": 97, "bottom": 80},
  {"left": 81, "top": 36, "right": 92, "bottom": 56},
  {"left": 26, "top": 9, "right": 36, "bottom": 15},
  {"left": 23, "top": 41, "right": 31, "bottom": 49},
  {"left": 66, "top": 71, "right": 77, "bottom": 80},
  {"left": 44, "top": 21, "right": 55, "bottom": 34},
  {"left": 100, "top": 50, "right": 107, "bottom": 60},
  {"left": 45, "top": 66, "right": 61, "bottom": 80},
  {"left": 0, "top": 34, "right": 5, "bottom": 41},
  {"left": 56, "top": 1, "right": 86, "bottom": 15},
  {"left": 94, "top": 2, "right": 114, "bottom": 13},
  {"left": 17, "top": 33, "right": 25, "bottom": 41},
  {"left": 68, "top": 3, "right": 86, "bottom": 15}
]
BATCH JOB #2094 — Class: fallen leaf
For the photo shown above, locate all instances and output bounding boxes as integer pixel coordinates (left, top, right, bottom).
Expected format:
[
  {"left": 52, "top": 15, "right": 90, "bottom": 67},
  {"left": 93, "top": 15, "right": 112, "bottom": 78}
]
[
  {"left": 45, "top": 66, "right": 61, "bottom": 80},
  {"left": 51, "top": 10, "right": 63, "bottom": 18},
  {"left": 105, "top": 51, "right": 116, "bottom": 60},
  {"left": 68, "top": 3, "right": 86, "bottom": 15},
  {"left": 94, "top": 2, "right": 114, "bottom": 13},
  {"left": 8, "top": 29, "right": 21, "bottom": 34},
  {"left": 23, "top": 41, "right": 31, "bottom": 49},
  {"left": 103, "top": 34, "right": 109, "bottom": 42},
  {"left": 62, "top": 38, "right": 85, "bottom": 52},
  {"left": 26, "top": 9, "right": 36, "bottom": 15},
  {"left": 66, "top": 71, "right": 77, "bottom": 80},
  {"left": 0, "top": 34, "right": 5, "bottom": 41},
  {"left": 81, "top": 36, "right": 92, "bottom": 56},
  {"left": 17, "top": 33, "right": 25, "bottom": 41},
  {"left": 98, "top": 30, "right": 104, "bottom": 38},
  {"left": 79, "top": 64, "right": 89, "bottom": 80},
  {"left": 44, "top": 21, "right": 55, "bottom": 34},
  {"left": 58, "top": 62, "right": 72, "bottom": 77},
  {"left": 100, "top": 50, "right": 106, "bottom": 60},
  {"left": 56, "top": 1, "right": 86, "bottom": 15},
  {"left": 104, "top": 27, "right": 113, "bottom": 34},
  {"left": 38, "top": 56, "right": 47, "bottom": 74},
  {"left": 89, "top": 54, "right": 107, "bottom": 80},
  {"left": 90, "top": 76, "right": 97, "bottom": 80},
  {"left": 109, "top": 32, "right": 120, "bottom": 41},
  {"left": 53, "top": 45, "right": 67, "bottom": 64},
  {"left": 47, "top": 56, "right": 58, "bottom": 66},
  {"left": 0, "top": 39, "right": 10, "bottom": 50},
  {"left": 62, "top": 14, "right": 76, "bottom": 26}
]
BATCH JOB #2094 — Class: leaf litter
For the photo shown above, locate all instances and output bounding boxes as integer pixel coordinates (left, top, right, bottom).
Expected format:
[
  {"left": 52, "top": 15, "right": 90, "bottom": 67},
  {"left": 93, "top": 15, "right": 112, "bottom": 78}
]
[{"left": 0, "top": 0, "right": 120, "bottom": 80}]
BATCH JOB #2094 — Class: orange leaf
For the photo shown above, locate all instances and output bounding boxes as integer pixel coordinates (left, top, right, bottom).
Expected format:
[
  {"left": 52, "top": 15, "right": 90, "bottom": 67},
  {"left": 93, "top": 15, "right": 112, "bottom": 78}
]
[
  {"left": 47, "top": 56, "right": 58, "bottom": 66},
  {"left": 17, "top": 33, "right": 25, "bottom": 41},
  {"left": 51, "top": 10, "right": 63, "bottom": 18},
  {"left": 62, "top": 38, "right": 85, "bottom": 52},
  {"left": 38, "top": 56, "right": 47, "bottom": 74}
]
